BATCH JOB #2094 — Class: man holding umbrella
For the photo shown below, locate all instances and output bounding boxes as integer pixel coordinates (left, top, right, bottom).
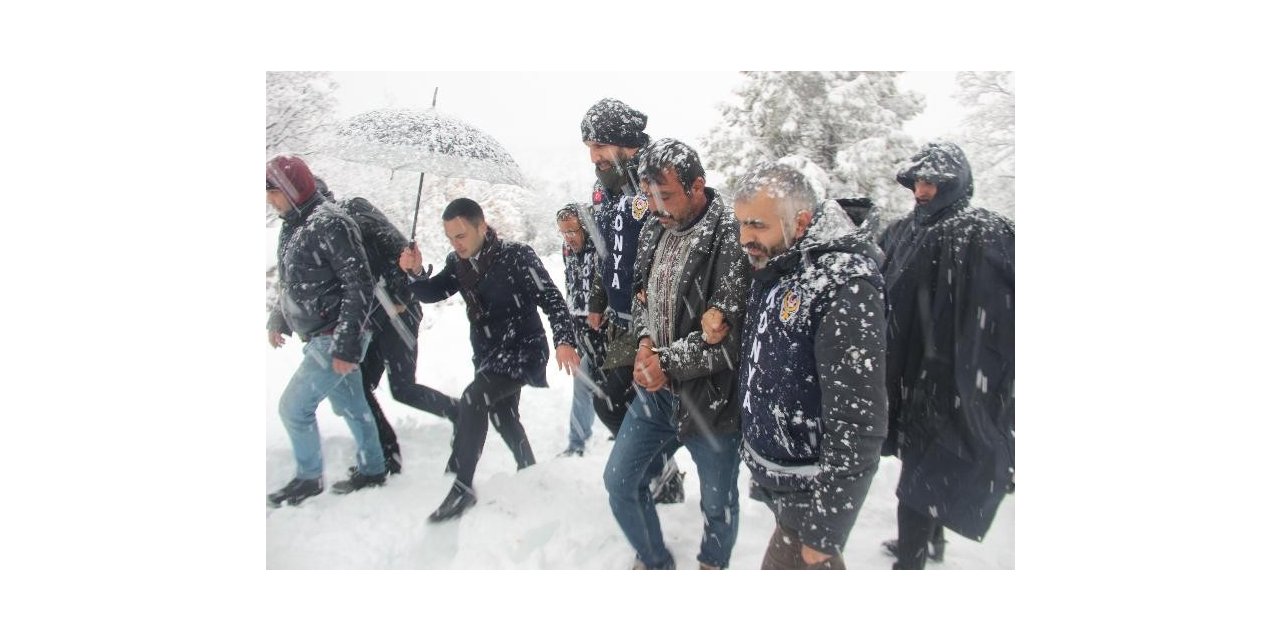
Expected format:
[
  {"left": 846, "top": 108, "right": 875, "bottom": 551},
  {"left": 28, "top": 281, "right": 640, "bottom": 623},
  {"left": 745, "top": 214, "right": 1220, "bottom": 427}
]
[{"left": 400, "top": 198, "right": 581, "bottom": 522}]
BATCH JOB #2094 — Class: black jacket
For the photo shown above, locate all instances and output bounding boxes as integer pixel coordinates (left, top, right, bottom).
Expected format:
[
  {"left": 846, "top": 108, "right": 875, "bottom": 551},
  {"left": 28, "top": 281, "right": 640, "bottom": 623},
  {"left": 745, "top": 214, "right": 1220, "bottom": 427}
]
[
  {"left": 878, "top": 141, "right": 1015, "bottom": 541},
  {"left": 267, "top": 193, "right": 375, "bottom": 363},
  {"left": 632, "top": 188, "right": 750, "bottom": 439},
  {"left": 342, "top": 196, "right": 414, "bottom": 309},
  {"left": 408, "top": 229, "right": 576, "bottom": 387},
  {"left": 739, "top": 200, "right": 888, "bottom": 555}
]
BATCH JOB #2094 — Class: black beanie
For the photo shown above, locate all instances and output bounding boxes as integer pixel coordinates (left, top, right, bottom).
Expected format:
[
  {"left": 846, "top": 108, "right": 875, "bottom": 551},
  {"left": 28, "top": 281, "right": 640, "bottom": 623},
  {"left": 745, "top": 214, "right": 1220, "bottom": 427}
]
[{"left": 580, "top": 98, "right": 650, "bottom": 148}]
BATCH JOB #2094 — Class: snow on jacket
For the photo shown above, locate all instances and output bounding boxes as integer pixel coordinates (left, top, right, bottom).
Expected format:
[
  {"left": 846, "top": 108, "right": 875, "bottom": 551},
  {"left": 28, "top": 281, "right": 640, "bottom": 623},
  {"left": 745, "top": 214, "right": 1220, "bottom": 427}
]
[
  {"left": 267, "top": 192, "right": 375, "bottom": 363},
  {"left": 407, "top": 229, "right": 577, "bottom": 388},
  {"left": 738, "top": 199, "right": 889, "bottom": 555},
  {"left": 878, "top": 141, "right": 1015, "bottom": 541},
  {"left": 631, "top": 187, "right": 750, "bottom": 439}
]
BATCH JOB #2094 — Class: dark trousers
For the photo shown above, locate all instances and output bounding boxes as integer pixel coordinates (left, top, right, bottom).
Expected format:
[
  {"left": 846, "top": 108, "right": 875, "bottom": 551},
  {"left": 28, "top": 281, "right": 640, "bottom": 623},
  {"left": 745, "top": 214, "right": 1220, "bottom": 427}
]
[
  {"left": 452, "top": 372, "right": 535, "bottom": 488},
  {"left": 592, "top": 366, "right": 636, "bottom": 437},
  {"left": 761, "top": 522, "right": 846, "bottom": 570},
  {"left": 893, "top": 502, "right": 940, "bottom": 570},
  {"left": 360, "top": 305, "right": 460, "bottom": 458}
]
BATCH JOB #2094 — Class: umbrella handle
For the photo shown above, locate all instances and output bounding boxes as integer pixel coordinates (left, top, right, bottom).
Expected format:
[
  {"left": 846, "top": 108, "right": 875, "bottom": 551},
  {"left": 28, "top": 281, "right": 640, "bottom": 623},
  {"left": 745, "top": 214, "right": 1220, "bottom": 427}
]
[{"left": 410, "top": 172, "right": 424, "bottom": 241}]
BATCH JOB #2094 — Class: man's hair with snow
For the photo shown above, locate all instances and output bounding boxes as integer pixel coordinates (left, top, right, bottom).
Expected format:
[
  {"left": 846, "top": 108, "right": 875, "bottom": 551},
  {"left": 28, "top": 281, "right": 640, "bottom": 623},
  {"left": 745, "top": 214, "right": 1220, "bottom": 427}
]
[
  {"left": 555, "top": 203, "right": 585, "bottom": 224},
  {"left": 635, "top": 138, "right": 705, "bottom": 194},
  {"left": 442, "top": 197, "right": 486, "bottom": 226},
  {"left": 733, "top": 161, "right": 819, "bottom": 227}
]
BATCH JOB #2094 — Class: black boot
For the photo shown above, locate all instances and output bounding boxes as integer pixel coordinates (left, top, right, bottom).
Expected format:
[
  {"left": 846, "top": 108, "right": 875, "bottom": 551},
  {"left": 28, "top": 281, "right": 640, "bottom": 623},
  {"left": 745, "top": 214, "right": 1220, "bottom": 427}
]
[
  {"left": 427, "top": 481, "right": 477, "bottom": 523},
  {"left": 385, "top": 450, "right": 402, "bottom": 475},
  {"left": 350, "top": 450, "right": 400, "bottom": 478},
  {"left": 331, "top": 470, "right": 387, "bottom": 495},
  {"left": 267, "top": 477, "right": 323, "bottom": 508},
  {"left": 651, "top": 459, "right": 685, "bottom": 504},
  {"left": 929, "top": 526, "right": 947, "bottom": 562},
  {"left": 881, "top": 535, "right": 946, "bottom": 562}
]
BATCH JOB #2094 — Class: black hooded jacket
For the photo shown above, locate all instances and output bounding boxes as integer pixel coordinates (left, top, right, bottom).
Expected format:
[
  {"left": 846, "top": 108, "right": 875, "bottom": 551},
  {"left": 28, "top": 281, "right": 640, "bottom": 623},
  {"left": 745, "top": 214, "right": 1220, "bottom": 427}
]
[
  {"left": 878, "top": 142, "right": 1015, "bottom": 541},
  {"left": 267, "top": 192, "right": 375, "bottom": 363}
]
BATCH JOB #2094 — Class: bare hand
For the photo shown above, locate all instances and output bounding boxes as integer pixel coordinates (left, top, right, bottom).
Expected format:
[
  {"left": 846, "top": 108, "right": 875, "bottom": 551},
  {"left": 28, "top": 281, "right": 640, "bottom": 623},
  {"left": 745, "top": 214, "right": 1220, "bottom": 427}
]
[
  {"left": 556, "top": 344, "right": 581, "bottom": 375},
  {"left": 332, "top": 357, "right": 358, "bottom": 375},
  {"left": 399, "top": 243, "right": 424, "bottom": 275},
  {"left": 700, "top": 307, "right": 728, "bottom": 345},
  {"left": 801, "top": 545, "right": 832, "bottom": 566},
  {"left": 268, "top": 330, "right": 286, "bottom": 348},
  {"left": 587, "top": 312, "right": 603, "bottom": 331},
  {"left": 636, "top": 290, "right": 647, "bottom": 305},
  {"left": 633, "top": 338, "right": 668, "bottom": 391}
]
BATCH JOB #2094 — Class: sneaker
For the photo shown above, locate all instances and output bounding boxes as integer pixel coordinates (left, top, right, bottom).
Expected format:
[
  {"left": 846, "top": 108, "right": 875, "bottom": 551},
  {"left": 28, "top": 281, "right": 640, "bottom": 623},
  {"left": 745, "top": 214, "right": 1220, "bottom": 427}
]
[
  {"left": 650, "top": 458, "right": 685, "bottom": 504},
  {"left": 331, "top": 471, "right": 387, "bottom": 495},
  {"left": 267, "top": 477, "right": 323, "bottom": 508},
  {"left": 557, "top": 447, "right": 584, "bottom": 458},
  {"left": 427, "top": 481, "right": 477, "bottom": 523}
]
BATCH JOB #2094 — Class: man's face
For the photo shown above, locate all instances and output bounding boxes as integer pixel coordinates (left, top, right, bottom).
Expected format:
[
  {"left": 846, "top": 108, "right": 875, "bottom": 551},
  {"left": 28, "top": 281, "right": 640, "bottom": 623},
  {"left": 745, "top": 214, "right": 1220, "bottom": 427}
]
[
  {"left": 443, "top": 217, "right": 488, "bottom": 260},
  {"left": 585, "top": 141, "right": 627, "bottom": 172},
  {"left": 640, "top": 168, "right": 704, "bottom": 230},
  {"left": 735, "top": 193, "right": 810, "bottom": 270},
  {"left": 266, "top": 189, "right": 291, "bottom": 215},
  {"left": 558, "top": 217, "right": 585, "bottom": 253},
  {"left": 914, "top": 178, "right": 938, "bottom": 206}
]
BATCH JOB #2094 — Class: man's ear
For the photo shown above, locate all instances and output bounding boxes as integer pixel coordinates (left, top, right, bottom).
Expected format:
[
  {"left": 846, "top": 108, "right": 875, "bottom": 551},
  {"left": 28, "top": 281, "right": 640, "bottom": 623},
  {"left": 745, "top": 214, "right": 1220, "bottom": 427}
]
[
  {"left": 794, "top": 210, "right": 814, "bottom": 239},
  {"left": 692, "top": 176, "right": 706, "bottom": 193}
]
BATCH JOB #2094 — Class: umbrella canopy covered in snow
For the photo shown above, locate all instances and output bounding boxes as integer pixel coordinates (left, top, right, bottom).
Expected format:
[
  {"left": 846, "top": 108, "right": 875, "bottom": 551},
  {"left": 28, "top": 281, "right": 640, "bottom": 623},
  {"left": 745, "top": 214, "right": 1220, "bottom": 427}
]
[{"left": 321, "top": 108, "right": 526, "bottom": 187}]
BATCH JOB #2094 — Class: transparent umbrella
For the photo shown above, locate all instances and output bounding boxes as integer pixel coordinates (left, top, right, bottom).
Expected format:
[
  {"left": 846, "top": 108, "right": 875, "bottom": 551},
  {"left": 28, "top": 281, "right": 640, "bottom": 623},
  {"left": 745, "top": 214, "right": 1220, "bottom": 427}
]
[{"left": 319, "top": 107, "right": 527, "bottom": 239}]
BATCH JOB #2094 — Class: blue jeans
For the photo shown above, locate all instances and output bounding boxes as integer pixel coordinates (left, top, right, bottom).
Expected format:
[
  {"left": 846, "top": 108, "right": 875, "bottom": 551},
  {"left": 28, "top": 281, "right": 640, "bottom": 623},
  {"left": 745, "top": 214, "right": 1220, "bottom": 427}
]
[
  {"left": 603, "top": 388, "right": 742, "bottom": 569},
  {"left": 567, "top": 359, "right": 597, "bottom": 451},
  {"left": 279, "top": 333, "right": 386, "bottom": 480}
]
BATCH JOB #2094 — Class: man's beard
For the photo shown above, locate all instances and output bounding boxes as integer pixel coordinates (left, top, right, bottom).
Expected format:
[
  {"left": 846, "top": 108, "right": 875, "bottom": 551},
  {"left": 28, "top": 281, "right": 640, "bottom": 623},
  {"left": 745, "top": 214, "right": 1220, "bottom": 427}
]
[
  {"left": 743, "top": 241, "right": 783, "bottom": 269},
  {"left": 595, "top": 162, "right": 629, "bottom": 192}
]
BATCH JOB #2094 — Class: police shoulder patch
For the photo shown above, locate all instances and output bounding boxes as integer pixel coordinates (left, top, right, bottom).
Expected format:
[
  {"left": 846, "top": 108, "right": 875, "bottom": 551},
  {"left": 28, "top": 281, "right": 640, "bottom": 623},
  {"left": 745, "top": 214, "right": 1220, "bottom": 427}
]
[
  {"left": 632, "top": 194, "right": 648, "bottom": 220},
  {"left": 780, "top": 289, "right": 801, "bottom": 322}
]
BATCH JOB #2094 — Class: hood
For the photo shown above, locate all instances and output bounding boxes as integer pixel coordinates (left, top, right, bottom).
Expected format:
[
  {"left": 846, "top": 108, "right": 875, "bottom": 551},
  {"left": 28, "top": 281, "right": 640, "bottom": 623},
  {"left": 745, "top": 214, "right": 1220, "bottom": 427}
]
[
  {"left": 896, "top": 141, "right": 974, "bottom": 224},
  {"left": 314, "top": 176, "right": 336, "bottom": 203},
  {"left": 279, "top": 191, "right": 326, "bottom": 226},
  {"left": 754, "top": 198, "right": 879, "bottom": 283}
]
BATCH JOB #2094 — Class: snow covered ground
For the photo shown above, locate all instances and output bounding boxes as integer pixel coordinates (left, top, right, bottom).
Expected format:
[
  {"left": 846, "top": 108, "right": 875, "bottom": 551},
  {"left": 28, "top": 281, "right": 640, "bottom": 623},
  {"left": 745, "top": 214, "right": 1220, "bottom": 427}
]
[{"left": 265, "top": 251, "right": 1014, "bottom": 570}]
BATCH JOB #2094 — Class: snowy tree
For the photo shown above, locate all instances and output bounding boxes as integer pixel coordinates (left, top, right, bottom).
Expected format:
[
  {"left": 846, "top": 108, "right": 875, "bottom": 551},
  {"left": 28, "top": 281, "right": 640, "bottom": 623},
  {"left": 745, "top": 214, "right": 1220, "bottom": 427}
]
[
  {"left": 703, "top": 72, "right": 923, "bottom": 215},
  {"left": 954, "top": 71, "right": 1015, "bottom": 218},
  {"left": 266, "top": 71, "right": 339, "bottom": 156}
]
